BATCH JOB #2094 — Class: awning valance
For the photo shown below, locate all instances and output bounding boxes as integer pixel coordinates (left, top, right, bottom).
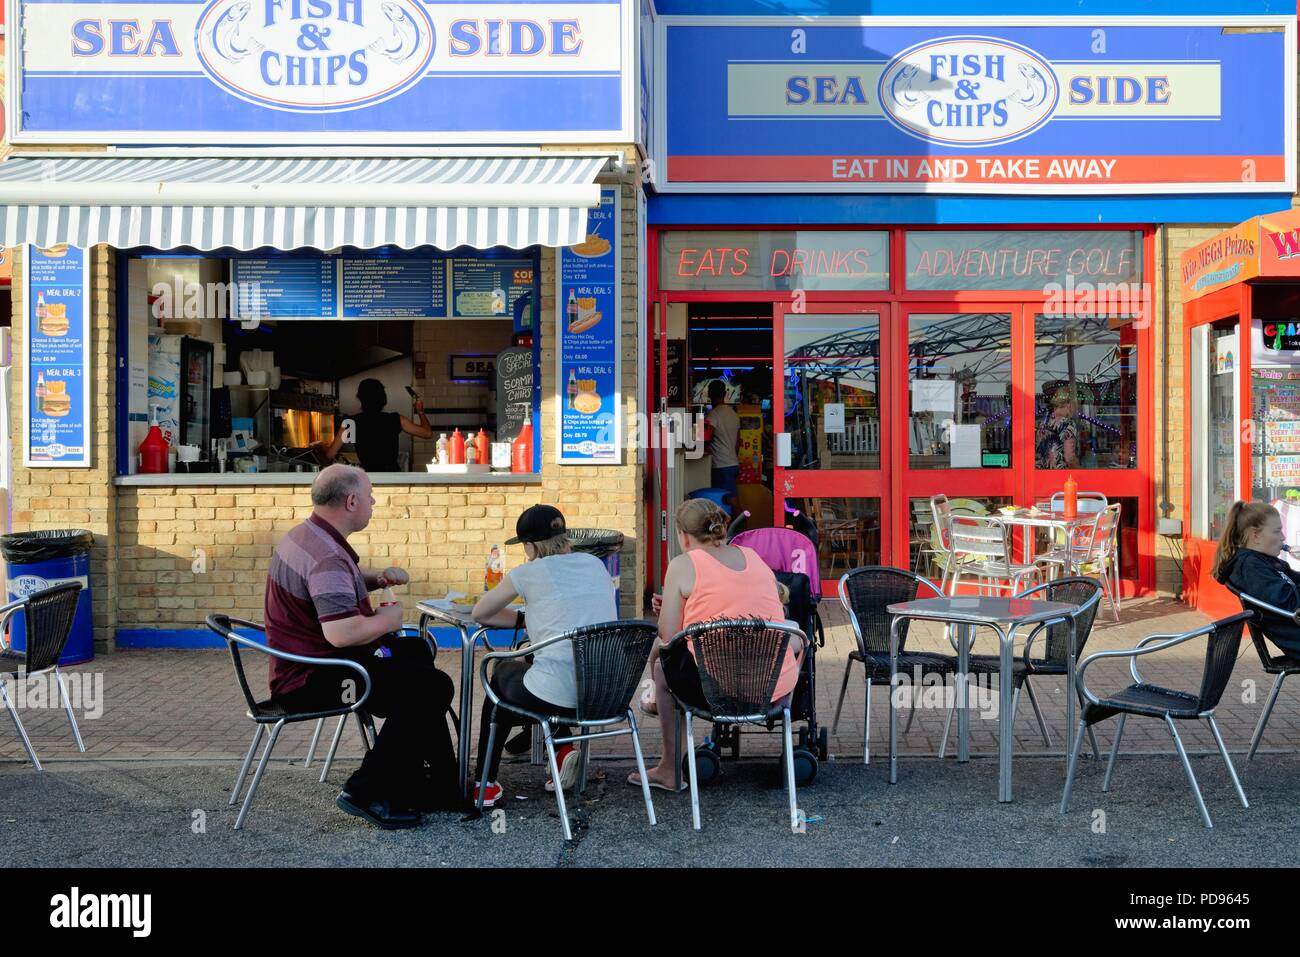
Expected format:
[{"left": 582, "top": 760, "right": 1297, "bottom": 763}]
[
  {"left": 1180, "top": 206, "right": 1300, "bottom": 302},
  {"left": 0, "top": 154, "right": 610, "bottom": 252}
]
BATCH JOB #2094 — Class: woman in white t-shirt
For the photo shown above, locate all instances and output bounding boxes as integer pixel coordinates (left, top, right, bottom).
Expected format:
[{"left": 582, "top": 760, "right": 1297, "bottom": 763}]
[{"left": 470, "top": 505, "right": 617, "bottom": 807}]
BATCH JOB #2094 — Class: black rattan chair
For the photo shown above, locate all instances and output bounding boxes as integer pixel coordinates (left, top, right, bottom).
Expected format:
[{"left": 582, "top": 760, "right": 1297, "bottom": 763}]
[
  {"left": 0, "top": 582, "right": 86, "bottom": 769},
  {"left": 1224, "top": 586, "right": 1300, "bottom": 759},
  {"left": 1060, "top": 611, "right": 1252, "bottom": 829},
  {"left": 206, "top": 614, "right": 374, "bottom": 830},
  {"left": 476, "top": 620, "right": 659, "bottom": 842},
  {"left": 938, "top": 578, "right": 1104, "bottom": 757},
  {"left": 663, "top": 618, "right": 804, "bottom": 832},
  {"left": 834, "top": 566, "right": 963, "bottom": 764}
]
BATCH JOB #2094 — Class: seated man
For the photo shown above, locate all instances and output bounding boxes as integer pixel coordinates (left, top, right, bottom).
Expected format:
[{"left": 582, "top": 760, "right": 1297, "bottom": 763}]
[{"left": 265, "top": 463, "right": 460, "bottom": 829}]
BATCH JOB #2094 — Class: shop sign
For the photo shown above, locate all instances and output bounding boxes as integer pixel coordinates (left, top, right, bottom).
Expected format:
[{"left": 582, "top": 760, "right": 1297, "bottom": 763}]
[
  {"left": 449, "top": 354, "right": 496, "bottom": 384},
  {"left": 24, "top": 244, "right": 91, "bottom": 468},
  {"left": 659, "top": 230, "right": 888, "bottom": 291},
  {"left": 906, "top": 230, "right": 1142, "bottom": 292},
  {"left": 654, "top": 16, "right": 1295, "bottom": 193},
  {"left": 11, "top": 0, "right": 634, "bottom": 143},
  {"left": 557, "top": 188, "right": 620, "bottom": 464},
  {"left": 1181, "top": 208, "right": 1300, "bottom": 302}
]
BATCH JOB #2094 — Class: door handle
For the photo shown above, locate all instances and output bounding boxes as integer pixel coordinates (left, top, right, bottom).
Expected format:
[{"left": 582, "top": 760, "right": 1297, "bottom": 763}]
[{"left": 776, "top": 432, "right": 792, "bottom": 468}]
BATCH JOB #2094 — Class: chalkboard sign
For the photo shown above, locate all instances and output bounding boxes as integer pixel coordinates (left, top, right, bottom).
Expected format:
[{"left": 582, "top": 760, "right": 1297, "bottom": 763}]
[
  {"left": 495, "top": 347, "right": 533, "bottom": 442},
  {"left": 666, "top": 339, "right": 687, "bottom": 405}
]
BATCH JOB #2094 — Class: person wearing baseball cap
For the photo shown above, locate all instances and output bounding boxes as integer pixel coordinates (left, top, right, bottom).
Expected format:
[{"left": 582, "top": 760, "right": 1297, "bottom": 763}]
[{"left": 470, "top": 505, "right": 617, "bottom": 806}]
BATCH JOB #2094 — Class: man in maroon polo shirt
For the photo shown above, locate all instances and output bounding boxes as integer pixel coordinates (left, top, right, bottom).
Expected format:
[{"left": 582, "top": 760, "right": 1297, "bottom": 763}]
[{"left": 266, "top": 464, "right": 459, "bottom": 829}]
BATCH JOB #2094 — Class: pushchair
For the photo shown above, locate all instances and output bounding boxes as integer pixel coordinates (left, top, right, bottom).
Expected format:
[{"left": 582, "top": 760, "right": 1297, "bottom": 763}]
[{"left": 681, "top": 511, "right": 828, "bottom": 785}]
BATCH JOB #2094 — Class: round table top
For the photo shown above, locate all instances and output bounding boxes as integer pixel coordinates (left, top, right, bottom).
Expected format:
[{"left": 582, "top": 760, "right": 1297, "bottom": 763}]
[{"left": 886, "top": 596, "right": 1078, "bottom": 626}]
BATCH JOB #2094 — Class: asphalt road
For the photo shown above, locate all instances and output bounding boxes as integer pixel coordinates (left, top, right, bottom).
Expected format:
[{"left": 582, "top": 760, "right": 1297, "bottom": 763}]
[{"left": 4, "top": 749, "right": 1298, "bottom": 868}]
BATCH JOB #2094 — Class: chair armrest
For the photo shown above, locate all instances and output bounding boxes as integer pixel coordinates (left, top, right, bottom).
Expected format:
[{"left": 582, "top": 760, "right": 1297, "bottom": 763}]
[
  {"left": 1074, "top": 626, "right": 1211, "bottom": 705},
  {"left": 1239, "top": 591, "right": 1300, "bottom": 625},
  {"left": 393, "top": 624, "right": 437, "bottom": 661},
  {"left": 0, "top": 598, "right": 23, "bottom": 650},
  {"left": 224, "top": 632, "right": 374, "bottom": 712},
  {"left": 1020, "top": 621, "right": 1049, "bottom": 668},
  {"left": 477, "top": 633, "right": 571, "bottom": 705}
]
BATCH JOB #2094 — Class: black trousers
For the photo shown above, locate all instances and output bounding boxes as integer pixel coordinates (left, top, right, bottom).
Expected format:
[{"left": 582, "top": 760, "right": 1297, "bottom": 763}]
[
  {"left": 474, "top": 659, "right": 575, "bottom": 783},
  {"left": 278, "top": 638, "right": 458, "bottom": 809}
]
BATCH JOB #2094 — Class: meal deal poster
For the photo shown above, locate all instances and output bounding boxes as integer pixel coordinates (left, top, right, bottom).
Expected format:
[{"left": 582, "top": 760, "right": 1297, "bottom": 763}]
[
  {"left": 654, "top": 17, "right": 1294, "bottom": 193},
  {"left": 24, "top": 245, "right": 90, "bottom": 467},
  {"left": 556, "top": 188, "right": 619, "bottom": 464}
]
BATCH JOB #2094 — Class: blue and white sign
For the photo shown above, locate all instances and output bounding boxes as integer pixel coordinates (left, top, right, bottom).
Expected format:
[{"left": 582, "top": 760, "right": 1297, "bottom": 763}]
[
  {"left": 653, "top": 16, "right": 1296, "bottom": 194},
  {"left": 25, "top": 245, "right": 91, "bottom": 468},
  {"left": 451, "top": 260, "right": 534, "bottom": 319},
  {"left": 557, "top": 188, "right": 620, "bottom": 464},
  {"left": 233, "top": 257, "right": 338, "bottom": 318},
  {"left": 10, "top": 0, "right": 636, "bottom": 143}
]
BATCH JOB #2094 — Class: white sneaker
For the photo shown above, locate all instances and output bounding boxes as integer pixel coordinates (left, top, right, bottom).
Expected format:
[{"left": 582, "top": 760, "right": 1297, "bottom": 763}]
[{"left": 544, "top": 744, "right": 581, "bottom": 793}]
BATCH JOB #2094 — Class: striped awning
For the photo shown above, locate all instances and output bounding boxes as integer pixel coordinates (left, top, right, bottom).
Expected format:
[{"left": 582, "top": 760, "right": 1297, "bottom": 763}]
[{"left": 0, "top": 154, "right": 610, "bottom": 251}]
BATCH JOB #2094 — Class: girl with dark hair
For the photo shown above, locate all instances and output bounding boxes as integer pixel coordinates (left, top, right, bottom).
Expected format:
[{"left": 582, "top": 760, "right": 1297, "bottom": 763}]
[
  {"left": 1213, "top": 500, "right": 1300, "bottom": 657},
  {"left": 320, "top": 378, "right": 433, "bottom": 472}
]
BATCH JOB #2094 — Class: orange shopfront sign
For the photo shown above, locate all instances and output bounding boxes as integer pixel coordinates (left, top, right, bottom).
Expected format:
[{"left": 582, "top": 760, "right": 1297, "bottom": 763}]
[{"left": 1180, "top": 208, "right": 1300, "bottom": 302}]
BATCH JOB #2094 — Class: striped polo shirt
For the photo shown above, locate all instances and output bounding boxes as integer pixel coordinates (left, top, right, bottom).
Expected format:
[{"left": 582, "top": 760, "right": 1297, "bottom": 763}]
[{"left": 264, "top": 513, "right": 373, "bottom": 698}]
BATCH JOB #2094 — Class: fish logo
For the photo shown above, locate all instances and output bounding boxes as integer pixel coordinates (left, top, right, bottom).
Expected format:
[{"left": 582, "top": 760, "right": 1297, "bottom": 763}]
[
  {"left": 196, "top": 0, "right": 436, "bottom": 113},
  {"left": 878, "top": 36, "right": 1059, "bottom": 147}
]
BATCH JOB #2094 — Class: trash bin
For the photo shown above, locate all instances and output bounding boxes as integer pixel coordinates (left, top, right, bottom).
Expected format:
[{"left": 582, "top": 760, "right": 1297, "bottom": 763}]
[
  {"left": 569, "top": 528, "right": 625, "bottom": 613},
  {"left": 0, "top": 529, "right": 95, "bottom": 665}
]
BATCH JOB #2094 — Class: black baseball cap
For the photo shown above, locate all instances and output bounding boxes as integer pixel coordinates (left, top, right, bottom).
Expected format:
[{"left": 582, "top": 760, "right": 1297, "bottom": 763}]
[{"left": 505, "top": 504, "right": 567, "bottom": 545}]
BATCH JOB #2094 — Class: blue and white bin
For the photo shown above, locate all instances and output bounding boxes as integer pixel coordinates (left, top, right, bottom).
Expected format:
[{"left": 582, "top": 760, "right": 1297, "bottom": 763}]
[{"left": 0, "top": 529, "right": 95, "bottom": 665}]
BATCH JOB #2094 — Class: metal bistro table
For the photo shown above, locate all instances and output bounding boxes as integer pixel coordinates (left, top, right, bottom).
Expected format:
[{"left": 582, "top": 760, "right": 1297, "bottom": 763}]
[
  {"left": 417, "top": 599, "right": 490, "bottom": 802},
  {"left": 886, "top": 596, "right": 1078, "bottom": 803},
  {"left": 997, "top": 508, "right": 1098, "bottom": 577}
]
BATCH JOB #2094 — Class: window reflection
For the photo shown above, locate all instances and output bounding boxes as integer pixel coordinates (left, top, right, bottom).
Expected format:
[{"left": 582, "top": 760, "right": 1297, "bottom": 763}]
[
  {"left": 908, "top": 313, "right": 1012, "bottom": 470},
  {"left": 784, "top": 315, "right": 881, "bottom": 471},
  {"left": 787, "top": 497, "right": 881, "bottom": 580},
  {"left": 1034, "top": 315, "right": 1138, "bottom": 470}
]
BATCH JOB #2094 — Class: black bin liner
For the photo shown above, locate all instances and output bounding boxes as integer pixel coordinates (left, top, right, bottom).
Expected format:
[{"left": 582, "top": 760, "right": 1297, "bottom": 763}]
[
  {"left": 568, "top": 528, "right": 624, "bottom": 559},
  {"left": 0, "top": 529, "right": 94, "bottom": 565}
]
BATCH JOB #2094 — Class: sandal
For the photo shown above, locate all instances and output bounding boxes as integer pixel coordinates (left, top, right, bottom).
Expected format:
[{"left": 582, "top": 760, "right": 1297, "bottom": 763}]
[
  {"left": 638, "top": 679, "right": 658, "bottom": 717},
  {"left": 627, "top": 770, "right": 685, "bottom": 793}
]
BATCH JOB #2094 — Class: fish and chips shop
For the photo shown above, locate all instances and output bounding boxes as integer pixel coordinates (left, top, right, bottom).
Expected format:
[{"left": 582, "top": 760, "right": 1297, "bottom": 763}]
[{"left": 0, "top": 0, "right": 649, "bottom": 647}]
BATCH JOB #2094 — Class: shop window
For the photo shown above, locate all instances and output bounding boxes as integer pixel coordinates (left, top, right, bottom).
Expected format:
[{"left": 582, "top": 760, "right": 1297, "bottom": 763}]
[
  {"left": 659, "top": 230, "right": 888, "bottom": 292},
  {"left": 1033, "top": 315, "right": 1138, "bottom": 470},
  {"left": 1249, "top": 317, "right": 1300, "bottom": 543},
  {"left": 908, "top": 313, "right": 1012, "bottom": 470},
  {"left": 783, "top": 313, "right": 880, "bottom": 471},
  {"left": 788, "top": 497, "right": 881, "bottom": 581},
  {"left": 1190, "top": 321, "right": 1239, "bottom": 541},
  {"left": 907, "top": 495, "right": 1013, "bottom": 578},
  {"left": 905, "top": 230, "right": 1143, "bottom": 292}
]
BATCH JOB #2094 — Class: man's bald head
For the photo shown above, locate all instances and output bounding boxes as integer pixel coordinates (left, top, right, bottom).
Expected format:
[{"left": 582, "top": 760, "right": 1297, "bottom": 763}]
[{"left": 312, "top": 463, "right": 367, "bottom": 508}]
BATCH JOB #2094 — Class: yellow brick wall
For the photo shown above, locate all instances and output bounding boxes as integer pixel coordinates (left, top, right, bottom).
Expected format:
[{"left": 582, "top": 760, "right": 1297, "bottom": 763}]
[{"left": 8, "top": 245, "right": 119, "bottom": 642}]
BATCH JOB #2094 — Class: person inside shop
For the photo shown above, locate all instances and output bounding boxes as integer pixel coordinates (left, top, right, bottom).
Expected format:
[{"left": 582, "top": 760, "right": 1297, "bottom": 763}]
[
  {"left": 1036, "top": 387, "right": 1081, "bottom": 470},
  {"left": 633, "top": 498, "right": 801, "bottom": 792},
  {"left": 1213, "top": 500, "right": 1300, "bottom": 659},
  {"left": 469, "top": 505, "right": 617, "bottom": 807},
  {"left": 264, "top": 464, "right": 462, "bottom": 829},
  {"left": 705, "top": 378, "right": 741, "bottom": 507},
  {"left": 318, "top": 378, "right": 434, "bottom": 472}
]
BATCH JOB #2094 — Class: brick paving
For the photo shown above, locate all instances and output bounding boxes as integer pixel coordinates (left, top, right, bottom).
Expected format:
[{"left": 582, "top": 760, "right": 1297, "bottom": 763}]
[{"left": 0, "top": 597, "right": 1294, "bottom": 769}]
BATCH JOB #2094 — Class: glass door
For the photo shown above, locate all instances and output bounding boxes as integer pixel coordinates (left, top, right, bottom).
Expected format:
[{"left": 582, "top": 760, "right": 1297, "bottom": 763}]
[
  {"left": 774, "top": 304, "right": 890, "bottom": 591},
  {"left": 895, "top": 305, "right": 1022, "bottom": 576}
]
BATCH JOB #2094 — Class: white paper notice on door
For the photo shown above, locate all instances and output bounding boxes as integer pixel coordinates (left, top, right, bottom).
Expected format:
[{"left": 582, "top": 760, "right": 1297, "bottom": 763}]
[
  {"left": 951, "top": 424, "right": 982, "bottom": 468},
  {"left": 824, "top": 403, "right": 845, "bottom": 434},
  {"left": 912, "top": 379, "right": 955, "bottom": 413}
]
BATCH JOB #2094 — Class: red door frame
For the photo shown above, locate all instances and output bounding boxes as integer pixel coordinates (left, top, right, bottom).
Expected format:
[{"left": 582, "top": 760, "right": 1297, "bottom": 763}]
[
  {"left": 646, "top": 224, "right": 1158, "bottom": 597},
  {"left": 1182, "top": 282, "right": 1252, "bottom": 618},
  {"left": 773, "top": 301, "right": 894, "bottom": 590}
]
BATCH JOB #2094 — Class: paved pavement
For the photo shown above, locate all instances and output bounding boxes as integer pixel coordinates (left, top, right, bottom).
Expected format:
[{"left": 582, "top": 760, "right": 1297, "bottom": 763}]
[{"left": 2, "top": 596, "right": 1298, "bottom": 866}]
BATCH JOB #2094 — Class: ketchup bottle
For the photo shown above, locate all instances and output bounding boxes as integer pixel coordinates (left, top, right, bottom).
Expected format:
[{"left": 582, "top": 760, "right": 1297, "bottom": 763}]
[
  {"left": 474, "top": 428, "right": 490, "bottom": 466},
  {"left": 139, "top": 407, "right": 170, "bottom": 474},
  {"left": 511, "top": 412, "right": 533, "bottom": 473},
  {"left": 1063, "top": 474, "right": 1078, "bottom": 520},
  {"left": 449, "top": 428, "right": 466, "bottom": 465}
]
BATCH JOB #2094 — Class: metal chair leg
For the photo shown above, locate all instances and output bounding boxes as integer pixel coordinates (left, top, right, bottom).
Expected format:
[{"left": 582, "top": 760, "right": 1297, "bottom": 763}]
[
  {"left": 685, "top": 710, "right": 702, "bottom": 831},
  {"left": 627, "top": 710, "right": 656, "bottom": 827},
  {"left": 1166, "top": 715, "right": 1212, "bottom": 828},
  {"left": 355, "top": 712, "right": 373, "bottom": 750},
  {"left": 1023, "top": 679, "right": 1051, "bottom": 747},
  {"left": 1087, "top": 727, "right": 1101, "bottom": 761},
  {"left": 231, "top": 724, "right": 264, "bottom": 805},
  {"left": 319, "top": 714, "right": 347, "bottom": 784},
  {"left": 53, "top": 667, "right": 86, "bottom": 753},
  {"left": 1207, "top": 715, "right": 1249, "bottom": 810},
  {"left": 1102, "top": 713, "right": 1126, "bottom": 792},
  {"left": 541, "top": 723, "right": 574, "bottom": 841},
  {"left": 831, "top": 658, "right": 853, "bottom": 734},
  {"left": 577, "top": 738, "right": 591, "bottom": 795},
  {"left": 234, "top": 719, "right": 284, "bottom": 830},
  {"left": 476, "top": 719, "right": 499, "bottom": 811},
  {"left": 939, "top": 688, "right": 956, "bottom": 758},
  {"left": 0, "top": 679, "right": 41, "bottom": 771},
  {"left": 782, "top": 708, "right": 798, "bottom": 832},
  {"left": 1248, "top": 672, "right": 1288, "bottom": 760},
  {"left": 303, "top": 718, "right": 324, "bottom": 769},
  {"left": 863, "top": 673, "right": 872, "bottom": 765},
  {"left": 1059, "top": 720, "right": 1087, "bottom": 813}
]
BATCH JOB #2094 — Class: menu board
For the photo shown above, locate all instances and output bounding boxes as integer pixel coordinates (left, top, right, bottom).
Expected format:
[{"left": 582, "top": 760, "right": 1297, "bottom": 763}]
[
  {"left": 25, "top": 244, "right": 90, "bottom": 467},
  {"left": 495, "top": 347, "right": 534, "bottom": 444},
  {"left": 341, "top": 259, "right": 447, "bottom": 318},
  {"left": 232, "top": 258, "right": 337, "bottom": 319},
  {"left": 557, "top": 188, "right": 620, "bottom": 464},
  {"left": 451, "top": 261, "right": 534, "bottom": 319}
]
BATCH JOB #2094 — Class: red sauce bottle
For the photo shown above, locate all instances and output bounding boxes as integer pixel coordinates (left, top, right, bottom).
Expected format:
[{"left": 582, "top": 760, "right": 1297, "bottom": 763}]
[{"left": 449, "top": 428, "right": 466, "bottom": 465}]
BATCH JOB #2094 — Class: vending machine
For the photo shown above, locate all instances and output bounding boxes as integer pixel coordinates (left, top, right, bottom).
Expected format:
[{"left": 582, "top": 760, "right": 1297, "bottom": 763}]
[{"left": 148, "top": 335, "right": 213, "bottom": 453}]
